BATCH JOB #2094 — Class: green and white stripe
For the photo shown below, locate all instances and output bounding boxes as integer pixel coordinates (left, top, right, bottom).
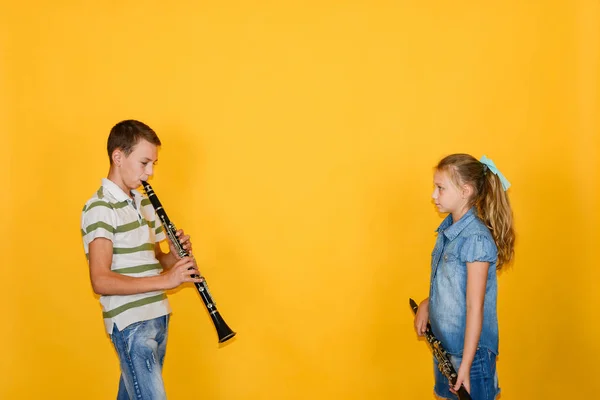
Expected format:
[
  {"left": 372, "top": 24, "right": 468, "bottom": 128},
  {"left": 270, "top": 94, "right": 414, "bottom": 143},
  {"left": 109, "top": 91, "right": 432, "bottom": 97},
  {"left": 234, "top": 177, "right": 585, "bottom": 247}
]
[{"left": 81, "top": 178, "right": 171, "bottom": 333}]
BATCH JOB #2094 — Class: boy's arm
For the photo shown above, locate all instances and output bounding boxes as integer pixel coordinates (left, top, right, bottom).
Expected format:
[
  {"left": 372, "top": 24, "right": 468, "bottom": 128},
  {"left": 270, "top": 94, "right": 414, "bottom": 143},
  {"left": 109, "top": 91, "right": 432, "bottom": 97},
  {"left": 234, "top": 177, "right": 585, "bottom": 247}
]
[
  {"left": 88, "top": 238, "right": 199, "bottom": 295},
  {"left": 155, "top": 242, "right": 178, "bottom": 271}
]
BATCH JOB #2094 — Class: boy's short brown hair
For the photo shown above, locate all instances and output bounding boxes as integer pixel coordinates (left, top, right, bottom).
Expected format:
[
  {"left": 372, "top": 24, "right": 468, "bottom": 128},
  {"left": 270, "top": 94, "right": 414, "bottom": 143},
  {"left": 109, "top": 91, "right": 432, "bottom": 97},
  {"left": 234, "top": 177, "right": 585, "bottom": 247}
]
[{"left": 107, "top": 120, "right": 161, "bottom": 164}]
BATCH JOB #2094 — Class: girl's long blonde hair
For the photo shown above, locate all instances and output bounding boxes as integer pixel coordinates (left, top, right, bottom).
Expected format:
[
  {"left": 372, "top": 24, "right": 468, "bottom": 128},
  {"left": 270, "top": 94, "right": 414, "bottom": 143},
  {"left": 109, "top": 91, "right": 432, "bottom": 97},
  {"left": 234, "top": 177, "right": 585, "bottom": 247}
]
[{"left": 437, "top": 153, "right": 515, "bottom": 269}]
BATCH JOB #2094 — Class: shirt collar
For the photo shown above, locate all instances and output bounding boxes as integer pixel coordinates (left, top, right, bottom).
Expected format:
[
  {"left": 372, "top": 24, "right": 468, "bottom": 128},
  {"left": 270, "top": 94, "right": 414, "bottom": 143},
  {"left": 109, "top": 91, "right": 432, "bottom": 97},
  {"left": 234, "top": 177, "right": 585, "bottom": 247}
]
[
  {"left": 435, "top": 207, "right": 477, "bottom": 241},
  {"left": 101, "top": 178, "right": 142, "bottom": 204}
]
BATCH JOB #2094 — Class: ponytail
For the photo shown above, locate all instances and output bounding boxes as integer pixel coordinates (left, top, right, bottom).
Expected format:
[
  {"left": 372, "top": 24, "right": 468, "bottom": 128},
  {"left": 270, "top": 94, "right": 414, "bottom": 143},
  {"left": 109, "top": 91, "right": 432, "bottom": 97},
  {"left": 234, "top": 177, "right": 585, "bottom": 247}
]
[{"left": 477, "top": 170, "right": 515, "bottom": 269}]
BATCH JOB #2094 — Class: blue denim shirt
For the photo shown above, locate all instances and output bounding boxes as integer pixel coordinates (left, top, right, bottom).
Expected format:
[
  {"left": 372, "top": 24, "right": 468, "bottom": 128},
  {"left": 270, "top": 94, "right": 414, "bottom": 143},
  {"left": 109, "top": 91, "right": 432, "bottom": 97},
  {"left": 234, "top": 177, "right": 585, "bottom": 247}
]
[{"left": 429, "top": 207, "right": 499, "bottom": 356}]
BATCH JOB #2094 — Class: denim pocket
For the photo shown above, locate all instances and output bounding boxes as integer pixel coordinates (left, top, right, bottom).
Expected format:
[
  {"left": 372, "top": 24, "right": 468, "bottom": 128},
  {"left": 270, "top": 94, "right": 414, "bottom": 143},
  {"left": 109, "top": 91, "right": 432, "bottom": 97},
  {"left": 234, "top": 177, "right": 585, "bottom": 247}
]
[
  {"left": 466, "top": 348, "right": 499, "bottom": 400},
  {"left": 440, "top": 250, "right": 464, "bottom": 276},
  {"left": 442, "top": 251, "right": 458, "bottom": 263},
  {"left": 485, "top": 349, "right": 498, "bottom": 378},
  {"left": 470, "top": 348, "right": 493, "bottom": 380},
  {"left": 122, "top": 320, "right": 144, "bottom": 332},
  {"left": 120, "top": 320, "right": 147, "bottom": 345}
]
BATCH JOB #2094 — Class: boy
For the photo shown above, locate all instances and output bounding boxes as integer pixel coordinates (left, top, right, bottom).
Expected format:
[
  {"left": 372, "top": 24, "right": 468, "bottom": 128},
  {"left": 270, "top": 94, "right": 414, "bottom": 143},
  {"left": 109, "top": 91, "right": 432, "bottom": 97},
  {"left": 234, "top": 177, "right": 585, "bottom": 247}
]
[{"left": 80, "top": 119, "right": 202, "bottom": 399}]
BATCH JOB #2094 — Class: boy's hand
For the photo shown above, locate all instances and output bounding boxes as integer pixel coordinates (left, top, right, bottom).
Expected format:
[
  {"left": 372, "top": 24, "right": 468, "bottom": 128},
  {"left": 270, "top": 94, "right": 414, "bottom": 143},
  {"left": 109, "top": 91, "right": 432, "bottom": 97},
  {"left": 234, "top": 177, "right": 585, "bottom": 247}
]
[
  {"left": 168, "top": 229, "right": 193, "bottom": 258},
  {"left": 162, "top": 256, "right": 203, "bottom": 290}
]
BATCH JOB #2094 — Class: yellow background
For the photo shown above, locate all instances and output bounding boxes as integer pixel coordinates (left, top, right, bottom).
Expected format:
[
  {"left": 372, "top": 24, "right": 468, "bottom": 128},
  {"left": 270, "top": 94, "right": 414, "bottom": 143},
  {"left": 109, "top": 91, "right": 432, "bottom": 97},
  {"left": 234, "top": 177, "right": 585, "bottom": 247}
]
[{"left": 1, "top": 1, "right": 598, "bottom": 399}]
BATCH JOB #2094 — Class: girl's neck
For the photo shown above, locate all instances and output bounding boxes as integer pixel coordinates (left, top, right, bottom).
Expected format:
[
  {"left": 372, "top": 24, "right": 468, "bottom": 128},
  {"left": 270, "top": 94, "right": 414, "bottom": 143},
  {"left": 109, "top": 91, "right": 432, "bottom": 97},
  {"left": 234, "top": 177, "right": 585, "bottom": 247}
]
[{"left": 451, "top": 206, "right": 470, "bottom": 223}]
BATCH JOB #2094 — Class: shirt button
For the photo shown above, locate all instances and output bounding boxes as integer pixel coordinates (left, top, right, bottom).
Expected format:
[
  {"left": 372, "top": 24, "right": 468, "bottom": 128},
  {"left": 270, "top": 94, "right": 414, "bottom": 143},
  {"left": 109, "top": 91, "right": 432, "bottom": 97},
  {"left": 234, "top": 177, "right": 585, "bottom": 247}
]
[{"left": 443, "top": 255, "right": 448, "bottom": 261}]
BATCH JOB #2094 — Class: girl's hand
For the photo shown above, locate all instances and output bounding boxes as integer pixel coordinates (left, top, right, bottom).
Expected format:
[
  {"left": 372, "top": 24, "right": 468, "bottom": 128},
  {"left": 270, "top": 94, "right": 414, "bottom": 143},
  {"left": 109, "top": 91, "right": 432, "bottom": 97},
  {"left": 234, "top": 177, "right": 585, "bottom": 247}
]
[
  {"left": 451, "top": 365, "right": 471, "bottom": 395},
  {"left": 414, "top": 298, "right": 429, "bottom": 336}
]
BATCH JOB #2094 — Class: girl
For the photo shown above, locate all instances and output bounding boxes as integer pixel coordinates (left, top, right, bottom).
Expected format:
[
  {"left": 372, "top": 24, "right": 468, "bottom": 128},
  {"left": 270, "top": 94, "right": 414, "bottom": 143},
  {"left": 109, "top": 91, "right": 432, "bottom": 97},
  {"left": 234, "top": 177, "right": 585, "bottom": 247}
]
[{"left": 414, "top": 153, "right": 515, "bottom": 400}]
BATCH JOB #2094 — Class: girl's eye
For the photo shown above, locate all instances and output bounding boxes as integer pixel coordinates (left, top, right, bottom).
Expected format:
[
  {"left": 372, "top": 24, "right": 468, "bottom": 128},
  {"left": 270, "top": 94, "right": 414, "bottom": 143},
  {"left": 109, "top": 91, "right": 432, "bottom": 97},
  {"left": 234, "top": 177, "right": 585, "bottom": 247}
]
[{"left": 142, "top": 162, "right": 148, "bottom": 166}]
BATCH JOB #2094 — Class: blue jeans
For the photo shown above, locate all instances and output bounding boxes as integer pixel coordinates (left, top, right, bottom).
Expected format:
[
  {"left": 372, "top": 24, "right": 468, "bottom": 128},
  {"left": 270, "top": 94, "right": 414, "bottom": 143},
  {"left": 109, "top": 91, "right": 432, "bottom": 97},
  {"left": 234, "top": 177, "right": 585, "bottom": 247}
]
[
  {"left": 434, "top": 347, "right": 500, "bottom": 400},
  {"left": 110, "top": 315, "right": 170, "bottom": 400}
]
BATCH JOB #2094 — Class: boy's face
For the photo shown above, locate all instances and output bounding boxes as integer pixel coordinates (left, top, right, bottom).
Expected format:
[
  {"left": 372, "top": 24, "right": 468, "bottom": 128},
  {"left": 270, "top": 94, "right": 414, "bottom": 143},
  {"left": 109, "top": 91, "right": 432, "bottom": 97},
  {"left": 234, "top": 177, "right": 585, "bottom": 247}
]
[{"left": 115, "top": 139, "right": 158, "bottom": 190}]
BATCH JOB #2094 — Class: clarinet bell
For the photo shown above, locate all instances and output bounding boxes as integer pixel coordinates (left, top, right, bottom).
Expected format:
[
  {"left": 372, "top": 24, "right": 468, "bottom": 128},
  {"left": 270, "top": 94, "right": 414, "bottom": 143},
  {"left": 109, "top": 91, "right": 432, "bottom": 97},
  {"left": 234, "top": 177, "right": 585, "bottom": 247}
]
[{"left": 211, "top": 311, "right": 236, "bottom": 343}]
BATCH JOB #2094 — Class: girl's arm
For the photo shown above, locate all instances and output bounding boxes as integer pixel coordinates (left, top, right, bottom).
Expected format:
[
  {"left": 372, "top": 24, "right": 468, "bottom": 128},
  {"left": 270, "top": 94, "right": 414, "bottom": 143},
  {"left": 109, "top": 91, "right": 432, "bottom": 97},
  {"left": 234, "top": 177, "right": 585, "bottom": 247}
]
[
  {"left": 414, "top": 297, "right": 429, "bottom": 336},
  {"left": 453, "top": 261, "right": 489, "bottom": 394}
]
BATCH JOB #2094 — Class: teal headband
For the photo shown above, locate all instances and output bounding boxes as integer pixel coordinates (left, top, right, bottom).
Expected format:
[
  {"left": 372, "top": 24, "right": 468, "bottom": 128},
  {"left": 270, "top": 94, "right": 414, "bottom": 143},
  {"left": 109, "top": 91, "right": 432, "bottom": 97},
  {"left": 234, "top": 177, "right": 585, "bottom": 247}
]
[{"left": 480, "top": 155, "right": 511, "bottom": 191}]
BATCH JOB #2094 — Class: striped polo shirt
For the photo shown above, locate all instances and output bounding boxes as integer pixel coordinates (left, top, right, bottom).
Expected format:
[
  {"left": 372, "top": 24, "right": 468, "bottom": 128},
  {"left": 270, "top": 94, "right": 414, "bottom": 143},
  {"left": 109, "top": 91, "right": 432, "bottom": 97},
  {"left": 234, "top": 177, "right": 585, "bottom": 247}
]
[{"left": 81, "top": 178, "right": 172, "bottom": 334}]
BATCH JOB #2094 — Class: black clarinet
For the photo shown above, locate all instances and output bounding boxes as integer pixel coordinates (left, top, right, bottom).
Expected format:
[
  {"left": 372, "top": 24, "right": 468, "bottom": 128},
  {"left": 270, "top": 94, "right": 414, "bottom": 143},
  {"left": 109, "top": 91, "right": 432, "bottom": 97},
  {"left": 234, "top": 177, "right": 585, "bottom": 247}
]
[
  {"left": 409, "top": 298, "right": 471, "bottom": 400},
  {"left": 142, "top": 180, "right": 236, "bottom": 343}
]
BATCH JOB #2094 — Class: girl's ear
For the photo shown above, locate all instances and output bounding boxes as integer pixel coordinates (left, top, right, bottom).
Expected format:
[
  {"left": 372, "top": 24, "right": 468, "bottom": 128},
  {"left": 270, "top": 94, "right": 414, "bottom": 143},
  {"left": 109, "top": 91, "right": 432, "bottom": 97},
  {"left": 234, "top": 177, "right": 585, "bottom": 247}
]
[{"left": 462, "top": 184, "right": 474, "bottom": 199}]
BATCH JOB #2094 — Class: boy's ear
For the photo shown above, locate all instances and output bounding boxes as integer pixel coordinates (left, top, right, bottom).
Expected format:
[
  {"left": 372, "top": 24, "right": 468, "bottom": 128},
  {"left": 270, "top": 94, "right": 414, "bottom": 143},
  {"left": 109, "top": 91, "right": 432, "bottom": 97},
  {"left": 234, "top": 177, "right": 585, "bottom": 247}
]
[{"left": 112, "top": 149, "right": 122, "bottom": 166}]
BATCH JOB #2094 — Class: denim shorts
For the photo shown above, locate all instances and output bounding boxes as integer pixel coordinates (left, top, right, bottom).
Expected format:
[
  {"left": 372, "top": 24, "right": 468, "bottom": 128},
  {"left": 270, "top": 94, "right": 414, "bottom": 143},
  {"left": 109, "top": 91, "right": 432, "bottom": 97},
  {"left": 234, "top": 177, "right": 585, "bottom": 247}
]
[
  {"left": 110, "top": 314, "right": 170, "bottom": 400},
  {"left": 434, "top": 347, "right": 500, "bottom": 400}
]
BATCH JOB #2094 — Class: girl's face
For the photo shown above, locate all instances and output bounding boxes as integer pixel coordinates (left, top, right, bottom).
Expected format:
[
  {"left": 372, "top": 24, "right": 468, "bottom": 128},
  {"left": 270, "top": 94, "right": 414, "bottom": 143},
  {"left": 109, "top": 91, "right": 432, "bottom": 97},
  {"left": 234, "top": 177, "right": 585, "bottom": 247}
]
[{"left": 432, "top": 169, "right": 470, "bottom": 219}]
